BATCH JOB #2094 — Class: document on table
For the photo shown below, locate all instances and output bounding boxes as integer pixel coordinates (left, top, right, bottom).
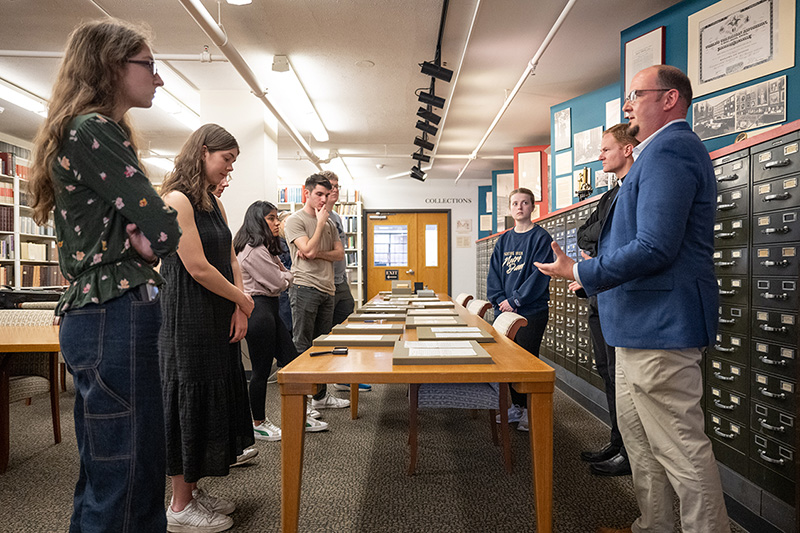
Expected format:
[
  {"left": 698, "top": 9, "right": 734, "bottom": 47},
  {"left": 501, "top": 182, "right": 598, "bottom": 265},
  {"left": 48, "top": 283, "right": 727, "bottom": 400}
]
[
  {"left": 327, "top": 335, "right": 387, "bottom": 341},
  {"left": 345, "top": 324, "right": 392, "bottom": 329},
  {"left": 430, "top": 327, "right": 482, "bottom": 332},
  {"left": 404, "top": 340, "right": 476, "bottom": 357}
]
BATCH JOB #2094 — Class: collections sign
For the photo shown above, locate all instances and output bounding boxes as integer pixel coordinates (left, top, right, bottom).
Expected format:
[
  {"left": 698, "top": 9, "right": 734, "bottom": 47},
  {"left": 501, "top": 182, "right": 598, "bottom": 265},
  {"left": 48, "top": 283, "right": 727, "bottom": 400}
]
[{"left": 424, "top": 197, "right": 472, "bottom": 204}]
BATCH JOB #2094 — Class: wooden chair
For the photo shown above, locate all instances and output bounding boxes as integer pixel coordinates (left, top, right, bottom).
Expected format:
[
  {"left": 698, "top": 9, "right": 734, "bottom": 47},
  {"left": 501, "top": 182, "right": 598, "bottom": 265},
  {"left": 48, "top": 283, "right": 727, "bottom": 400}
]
[
  {"left": 466, "top": 298, "right": 491, "bottom": 319},
  {"left": 18, "top": 302, "right": 65, "bottom": 391},
  {"left": 0, "top": 309, "right": 62, "bottom": 474},
  {"left": 454, "top": 293, "right": 473, "bottom": 307},
  {"left": 492, "top": 311, "right": 528, "bottom": 341}
]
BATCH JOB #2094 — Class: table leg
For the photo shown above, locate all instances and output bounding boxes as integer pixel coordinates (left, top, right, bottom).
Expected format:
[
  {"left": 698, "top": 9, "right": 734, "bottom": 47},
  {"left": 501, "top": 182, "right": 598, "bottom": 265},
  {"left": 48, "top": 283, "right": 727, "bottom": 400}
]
[
  {"left": 350, "top": 384, "right": 358, "bottom": 420},
  {"left": 281, "top": 391, "right": 307, "bottom": 533},
  {"left": 527, "top": 391, "right": 553, "bottom": 533}
]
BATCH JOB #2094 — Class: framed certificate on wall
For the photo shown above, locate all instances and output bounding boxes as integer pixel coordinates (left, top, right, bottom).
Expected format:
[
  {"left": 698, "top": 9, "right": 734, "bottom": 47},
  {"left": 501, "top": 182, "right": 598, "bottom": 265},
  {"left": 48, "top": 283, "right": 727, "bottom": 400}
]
[{"left": 624, "top": 26, "right": 665, "bottom": 93}]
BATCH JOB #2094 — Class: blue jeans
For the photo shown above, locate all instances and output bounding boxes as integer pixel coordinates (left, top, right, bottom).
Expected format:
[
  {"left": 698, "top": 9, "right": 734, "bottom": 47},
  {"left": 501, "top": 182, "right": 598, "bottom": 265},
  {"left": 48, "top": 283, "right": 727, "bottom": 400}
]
[
  {"left": 289, "top": 284, "right": 334, "bottom": 400},
  {"left": 60, "top": 287, "right": 166, "bottom": 533}
]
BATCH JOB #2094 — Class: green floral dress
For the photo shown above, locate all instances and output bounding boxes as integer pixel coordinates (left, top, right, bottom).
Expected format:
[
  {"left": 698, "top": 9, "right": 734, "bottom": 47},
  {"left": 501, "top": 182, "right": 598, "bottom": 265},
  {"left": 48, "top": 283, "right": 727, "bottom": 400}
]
[{"left": 52, "top": 113, "right": 181, "bottom": 314}]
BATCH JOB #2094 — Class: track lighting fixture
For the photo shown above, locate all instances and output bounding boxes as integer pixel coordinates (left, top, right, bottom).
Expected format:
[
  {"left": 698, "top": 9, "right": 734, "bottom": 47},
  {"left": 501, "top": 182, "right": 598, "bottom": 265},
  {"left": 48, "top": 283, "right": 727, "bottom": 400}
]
[
  {"left": 420, "top": 61, "right": 453, "bottom": 83},
  {"left": 416, "top": 106, "right": 441, "bottom": 125},
  {"left": 412, "top": 150, "right": 430, "bottom": 163},
  {"left": 414, "top": 136, "right": 434, "bottom": 151},
  {"left": 418, "top": 90, "right": 445, "bottom": 109},
  {"left": 410, "top": 166, "right": 426, "bottom": 181},
  {"left": 415, "top": 120, "right": 438, "bottom": 136}
]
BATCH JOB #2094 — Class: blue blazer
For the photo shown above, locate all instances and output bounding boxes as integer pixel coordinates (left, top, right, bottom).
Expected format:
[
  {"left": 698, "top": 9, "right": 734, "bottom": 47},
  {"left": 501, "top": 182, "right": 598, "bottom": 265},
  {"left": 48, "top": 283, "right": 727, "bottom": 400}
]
[{"left": 576, "top": 121, "right": 718, "bottom": 349}]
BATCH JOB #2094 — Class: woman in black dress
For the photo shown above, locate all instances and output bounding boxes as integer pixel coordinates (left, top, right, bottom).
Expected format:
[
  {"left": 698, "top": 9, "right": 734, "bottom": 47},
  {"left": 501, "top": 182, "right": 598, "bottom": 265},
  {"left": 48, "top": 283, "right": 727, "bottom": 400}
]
[{"left": 159, "top": 124, "right": 255, "bottom": 532}]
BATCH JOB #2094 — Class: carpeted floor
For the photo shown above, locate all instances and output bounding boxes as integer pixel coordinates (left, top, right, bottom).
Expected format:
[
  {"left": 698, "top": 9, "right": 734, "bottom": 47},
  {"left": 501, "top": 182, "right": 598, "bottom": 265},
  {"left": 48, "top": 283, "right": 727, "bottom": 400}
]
[{"left": 1, "top": 375, "right": 749, "bottom": 532}]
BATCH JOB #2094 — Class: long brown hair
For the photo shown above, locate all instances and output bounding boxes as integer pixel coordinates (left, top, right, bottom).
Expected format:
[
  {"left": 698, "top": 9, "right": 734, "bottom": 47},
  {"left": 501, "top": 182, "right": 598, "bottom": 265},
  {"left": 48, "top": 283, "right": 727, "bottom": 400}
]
[
  {"left": 160, "top": 124, "right": 239, "bottom": 212},
  {"left": 29, "top": 18, "right": 152, "bottom": 225}
]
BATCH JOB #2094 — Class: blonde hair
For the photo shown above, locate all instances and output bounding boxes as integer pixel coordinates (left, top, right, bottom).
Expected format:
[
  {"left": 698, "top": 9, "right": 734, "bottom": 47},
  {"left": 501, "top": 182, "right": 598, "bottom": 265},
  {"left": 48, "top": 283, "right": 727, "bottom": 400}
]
[
  {"left": 160, "top": 124, "right": 239, "bottom": 212},
  {"left": 508, "top": 187, "right": 535, "bottom": 205},
  {"left": 30, "top": 18, "right": 152, "bottom": 225}
]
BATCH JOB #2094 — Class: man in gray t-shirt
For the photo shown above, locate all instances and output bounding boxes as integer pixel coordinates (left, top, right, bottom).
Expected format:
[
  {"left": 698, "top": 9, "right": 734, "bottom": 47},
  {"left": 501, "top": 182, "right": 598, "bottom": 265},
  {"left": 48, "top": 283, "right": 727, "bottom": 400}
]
[{"left": 284, "top": 173, "right": 350, "bottom": 409}]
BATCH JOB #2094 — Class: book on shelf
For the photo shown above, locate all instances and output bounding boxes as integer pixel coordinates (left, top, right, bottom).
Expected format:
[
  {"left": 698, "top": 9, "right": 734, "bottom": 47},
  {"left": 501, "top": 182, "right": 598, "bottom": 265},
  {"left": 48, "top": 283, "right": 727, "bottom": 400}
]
[
  {"left": 1, "top": 234, "right": 14, "bottom": 259},
  {"left": 278, "top": 186, "right": 304, "bottom": 204},
  {"left": 0, "top": 205, "right": 12, "bottom": 231},
  {"left": 0, "top": 152, "right": 16, "bottom": 177}
]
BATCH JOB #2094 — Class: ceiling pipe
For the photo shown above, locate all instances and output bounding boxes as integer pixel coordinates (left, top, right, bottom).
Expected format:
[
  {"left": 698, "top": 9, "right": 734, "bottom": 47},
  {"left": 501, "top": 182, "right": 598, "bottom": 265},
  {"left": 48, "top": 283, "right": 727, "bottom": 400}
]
[
  {"left": 454, "top": 0, "right": 577, "bottom": 182},
  {"left": 177, "top": 0, "right": 321, "bottom": 169},
  {"left": 0, "top": 50, "right": 229, "bottom": 62}
]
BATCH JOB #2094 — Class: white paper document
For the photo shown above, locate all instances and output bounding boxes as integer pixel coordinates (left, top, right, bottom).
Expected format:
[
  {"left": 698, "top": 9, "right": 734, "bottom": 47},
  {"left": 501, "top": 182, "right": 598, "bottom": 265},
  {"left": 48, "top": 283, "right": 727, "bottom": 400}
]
[
  {"left": 408, "top": 349, "right": 477, "bottom": 357},
  {"left": 434, "top": 332, "right": 484, "bottom": 338},
  {"left": 413, "top": 317, "right": 457, "bottom": 324},
  {"left": 405, "top": 341, "right": 473, "bottom": 348},
  {"left": 345, "top": 324, "right": 391, "bottom": 329},
  {"left": 430, "top": 327, "right": 481, "bottom": 332},
  {"left": 324, "top": 335, "right": 384, "bottom": 341}
]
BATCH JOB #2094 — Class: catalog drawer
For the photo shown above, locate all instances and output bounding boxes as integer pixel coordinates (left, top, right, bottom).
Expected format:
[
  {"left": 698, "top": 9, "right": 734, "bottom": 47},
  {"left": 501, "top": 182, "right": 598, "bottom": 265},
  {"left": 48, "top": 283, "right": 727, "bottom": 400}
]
[
  {"left": 713, "top": 217, "right": 749, "bottom": 247},
  {"left": 751, "top": 400, "right": 796, "bottom": 448},
  {"left": 707, "top": 385, "right": 748, "bottom": 425},
  {"left": 751, "top": 277, "right": 798, "bottom": 311},
  {"left": 716, "top": 186, "right": 749, "bottom": 219},
  {"left": 707, "top": 411, "right": 748, "bottom": 455},
  {"left": 751, "top": 243, "right": 799, "bottom": 277},
  {"left": 752, "top": 132, "right": 800, "bottom": 183},
  {"left": 707, "top": 358, "right": 748, "bottom": 396},
  {"left": 713, "top": 247, "right": 748, "bottom": 276},
  {"left": 717, "top": 276, "right": 749, "bottom": 306},
  {"left": 751, "top": 340, "right": 797, "bottom": 379},
  {"left": 752, "top": 175, "right": 800, "bottom": 214},
  {"left": 751, "top": 371, "right": 796, "bottom": 414},
  {"left": 709, "top": 332, "right": 748, "bottom": 365},
  {"left": 751, "top": 207, "right": 800, "bottom": 244},
  {"left": 717, "top": 304, "right": 749, "bottom": 336},
  {"left": 713, "top": 150, "right": 750, "bottom": 190},
  {"left": 751, "top": 308, "right": 798, "bottom": 345}
]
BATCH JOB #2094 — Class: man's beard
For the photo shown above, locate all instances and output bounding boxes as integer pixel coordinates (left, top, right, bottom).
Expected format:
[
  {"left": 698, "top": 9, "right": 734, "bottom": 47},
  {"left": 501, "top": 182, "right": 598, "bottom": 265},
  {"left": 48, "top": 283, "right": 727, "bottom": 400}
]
[{"left": 626, "top": 123, "right": 639, "bottom": 139}]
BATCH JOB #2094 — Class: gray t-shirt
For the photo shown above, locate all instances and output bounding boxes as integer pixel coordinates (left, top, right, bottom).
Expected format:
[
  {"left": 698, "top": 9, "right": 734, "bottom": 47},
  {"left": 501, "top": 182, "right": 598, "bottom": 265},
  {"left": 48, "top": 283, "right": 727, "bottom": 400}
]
[
  {"left": 284, "top": 208, "right": 337, "bottom": 295},
  {"left": 328, "top": 210, "right": 348, "bottom": 285}
]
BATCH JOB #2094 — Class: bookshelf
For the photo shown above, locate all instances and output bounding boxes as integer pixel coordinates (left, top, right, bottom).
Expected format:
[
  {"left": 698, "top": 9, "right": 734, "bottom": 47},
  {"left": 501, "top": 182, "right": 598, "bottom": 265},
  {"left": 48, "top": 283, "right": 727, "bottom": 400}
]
[
  {"left": 335, "top": 200, "right": 363, "bottom": 306},
  {"left": 0, "top": 144, "right": 64, "bottom": 289}
]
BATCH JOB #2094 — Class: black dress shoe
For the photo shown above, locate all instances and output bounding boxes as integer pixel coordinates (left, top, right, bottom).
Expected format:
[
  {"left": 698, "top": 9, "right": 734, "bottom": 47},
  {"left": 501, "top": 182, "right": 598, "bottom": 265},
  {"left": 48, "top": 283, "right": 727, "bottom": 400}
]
[
  {"left": 580, "top": 442, "right": 619, "bottom": 463},
  {"left": 589, "top": 453, "right": 632, "bottom": 477}
]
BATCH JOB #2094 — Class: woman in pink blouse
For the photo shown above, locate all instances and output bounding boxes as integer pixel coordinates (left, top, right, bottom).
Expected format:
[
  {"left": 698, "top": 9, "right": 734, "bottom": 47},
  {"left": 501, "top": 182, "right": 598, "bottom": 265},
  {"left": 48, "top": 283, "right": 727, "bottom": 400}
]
[{"left": 233, "top": 201, "right": 327, "bottom": 440}]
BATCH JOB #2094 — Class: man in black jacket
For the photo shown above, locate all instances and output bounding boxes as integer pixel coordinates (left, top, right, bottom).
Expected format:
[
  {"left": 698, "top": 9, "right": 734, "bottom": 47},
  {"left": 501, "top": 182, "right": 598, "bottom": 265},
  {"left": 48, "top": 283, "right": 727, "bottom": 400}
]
[{"left": 575, "top": 123, "right": 638, "bottom": 476}]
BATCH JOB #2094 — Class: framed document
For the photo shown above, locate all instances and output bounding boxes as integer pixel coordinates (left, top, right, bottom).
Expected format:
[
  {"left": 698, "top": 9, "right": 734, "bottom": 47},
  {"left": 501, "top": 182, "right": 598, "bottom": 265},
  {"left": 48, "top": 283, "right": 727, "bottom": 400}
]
[
  {"left": 688, "top": 0, "right": 795, "bottom": 97},
  {"left": 624, "top": 27, "right": 665, "bottom": 93},
  {"left": 392, "top": 340, "right": 493, "bottom": 365},
  {"left": 553, "top": 108, "right": 572, "bottom": 151}
]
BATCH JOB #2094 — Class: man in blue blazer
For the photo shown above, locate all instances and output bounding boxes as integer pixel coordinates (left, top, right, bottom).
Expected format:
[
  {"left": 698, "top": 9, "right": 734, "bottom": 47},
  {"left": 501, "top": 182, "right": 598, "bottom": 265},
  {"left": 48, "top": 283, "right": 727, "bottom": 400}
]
[{"left": 536, "top": 65, "right": 731, "bottom": 533}]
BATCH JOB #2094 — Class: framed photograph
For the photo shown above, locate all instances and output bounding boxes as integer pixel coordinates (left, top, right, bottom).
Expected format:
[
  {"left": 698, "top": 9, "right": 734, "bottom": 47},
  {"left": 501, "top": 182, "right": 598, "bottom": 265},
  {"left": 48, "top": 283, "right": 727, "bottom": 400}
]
[
  {"left": 573, "top": 126, "right": 603, "bottom": 166},
  {"left": 554, "top": 108, "right": 572, "bottom": 151},
  {"left": 624, "top": 27, "right": 665, "bottom": 93},
  {"left": 688, "top": 0, "right": 795, "bottom": 97},
  {"left": 692, "top": 75, "right": 786, "bottom": 140},
  {"left": 517, "top": 150, "right": 542, "bottom": 201}
]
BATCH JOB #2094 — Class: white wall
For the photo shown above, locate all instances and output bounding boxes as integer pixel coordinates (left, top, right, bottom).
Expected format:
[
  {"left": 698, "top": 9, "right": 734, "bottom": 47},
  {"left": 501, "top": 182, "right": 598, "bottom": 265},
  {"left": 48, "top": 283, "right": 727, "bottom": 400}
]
[
  {"left": 201, "top": 90, "right": 279, "bottom": 234},
  {"left": 355, "top": 177, "right": 488, "bottom": 298}
]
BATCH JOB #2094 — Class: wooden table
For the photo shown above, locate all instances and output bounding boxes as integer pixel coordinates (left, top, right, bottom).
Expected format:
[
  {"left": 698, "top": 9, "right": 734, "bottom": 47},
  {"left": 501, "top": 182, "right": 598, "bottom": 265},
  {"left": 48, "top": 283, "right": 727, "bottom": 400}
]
[
  {"left": 0, "top": 325, "right": 61, "bottom": 473},
  {"left": 278, "top": 296, "right": 555, "bottom": 532}
]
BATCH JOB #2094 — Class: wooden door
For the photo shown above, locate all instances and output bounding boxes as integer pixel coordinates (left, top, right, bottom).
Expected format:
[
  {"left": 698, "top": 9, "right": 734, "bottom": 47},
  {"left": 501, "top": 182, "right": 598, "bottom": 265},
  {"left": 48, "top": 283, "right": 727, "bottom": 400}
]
[{"left": 366, "top": 211, "right": 449, "bottom": 300}]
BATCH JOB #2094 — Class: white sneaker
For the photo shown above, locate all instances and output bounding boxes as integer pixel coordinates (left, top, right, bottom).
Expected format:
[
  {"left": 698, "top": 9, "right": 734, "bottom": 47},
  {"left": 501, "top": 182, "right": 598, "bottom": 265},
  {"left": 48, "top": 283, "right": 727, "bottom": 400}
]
[
  {"left": 167, "top": 499, "right": 233, "bottom": 533},
  {"left": 253, "top": 419, "right": 281, "bottom": 441},
  {"left": 191, "top": 488, "right": 235, "bottom": 515},
  {"left": 307, "top": 406, "right": 322, "bottom": 419},
  {"left": 496, "top": 404, "right": 524, "bottom": 424},
  {"left": 516, "top": 408, "right": 529, "bottom": 432},
  {"left": 311, "top": 394, "right": 350, "bottom": 409},
  {"left": 231, "top": 447, "right": 258, "bottom": 467},
  {"left": 305, "top": 417, "right": 329, "bottom": 432}
]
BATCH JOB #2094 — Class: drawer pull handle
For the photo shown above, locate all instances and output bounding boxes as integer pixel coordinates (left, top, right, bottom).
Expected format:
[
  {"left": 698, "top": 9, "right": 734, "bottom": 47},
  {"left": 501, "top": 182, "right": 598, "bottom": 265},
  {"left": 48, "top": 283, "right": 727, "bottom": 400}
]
[
  {"left": 764, "top": 159, "right": 791, "bottom": 169},
  {"left": 714, "top": 345, "right": 735, "bottom": 353},
  {"left": 763, "top": 193, "right": 791, "bottom": 202},
  {"left": 714, "top": 231, "right": 737, "bottom": 239},
  {"left": 717, "top": 173, "right": 738, "bottom": 182},
  {"left": 719, "top": 289, "right": 737, "bottom": 296},
  {"left": 718, "top": 318, "right": 736, "bottom": 324},
  {"left": 713, "top": 371, "right": 735, "bottom": 382},
  {"left": 759, "top": 387, "right": 786, "bottom": 400},
  {"left": 760, "top": 259, "right": 790, "bottom": 267},
  {"left": 714, "top": 260, "right": 736, "bottom": 267},
  {"left": 713, "top": 427, "right": 735, "bottom": 440},
  {"left": 758, "top": 450, "right": 786, "bottom": 465},
  {"left": 713, "top": 399, "right": 736, "bottom": 410},
  {"left": 716, "top": 202, "right": 737, "bottom": 211},
  {"left": 758, "top": 418, "right": 786, "bottom": 433},
  {"left": 759, "top": 355, "right": 787, "bottom": 366},
  {"left": 762, "top": 226, "right": 791, "bottom": 235},
  {"left": 761, "top": 292, "right": 789, "bottom": 300},
  {"left": 759, "top": 324, "right": 788, "bottom": 333}
]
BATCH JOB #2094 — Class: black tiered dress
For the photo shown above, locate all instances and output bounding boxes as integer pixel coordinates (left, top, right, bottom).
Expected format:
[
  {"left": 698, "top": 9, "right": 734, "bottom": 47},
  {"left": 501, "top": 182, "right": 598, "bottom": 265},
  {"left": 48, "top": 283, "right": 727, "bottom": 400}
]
[{"left": 159, "top": 192, "right": 254, "bottom": 482}]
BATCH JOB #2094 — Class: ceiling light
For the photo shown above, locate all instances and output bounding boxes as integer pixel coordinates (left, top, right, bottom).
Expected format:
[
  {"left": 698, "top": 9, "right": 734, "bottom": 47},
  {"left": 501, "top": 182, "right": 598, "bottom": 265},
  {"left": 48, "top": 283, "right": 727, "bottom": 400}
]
[
  {"left": 324, "top": 152, "right": 353, "bottom": 184},
  {"left": 142, "top": 156, "right": 175, "bottom": 173},
  {"left": 226, "top": 0, "right": 252, "bottom": 5},
  {"left": 412, "top": 150, "right": 430, "bottom": 163},
  {"left": 420, "top": 61, "right": 453, "bottom": 83},
  {"left": 415, "top": 120, "right": 438, "bottom": 136},
  {"left": 270, "top": 55, "right": 329, "bottom": 143},
  {"left": 417, "top": 90, "right": 445, "bottom": 109},
  {"left": 414, "top": 136, "right": 434, "bottom": 151},
  {"left": 416, "top": 107, "right": 441, "bottom": 125},
  {"left": 0, "top": 78, "right": 47, "bottom": 116},
  {"left": 410, "top": 166, "right": 426, "bottom": 182},
  {"left": 153, "top": 89, "right": 201, "bottom": 131}
]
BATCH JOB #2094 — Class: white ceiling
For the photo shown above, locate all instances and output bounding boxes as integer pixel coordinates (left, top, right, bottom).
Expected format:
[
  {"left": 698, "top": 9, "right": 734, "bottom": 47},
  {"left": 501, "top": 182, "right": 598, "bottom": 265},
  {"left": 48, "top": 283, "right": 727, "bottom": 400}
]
[{"left": 0, "top": 0, "right": 681, "bottom": 184}]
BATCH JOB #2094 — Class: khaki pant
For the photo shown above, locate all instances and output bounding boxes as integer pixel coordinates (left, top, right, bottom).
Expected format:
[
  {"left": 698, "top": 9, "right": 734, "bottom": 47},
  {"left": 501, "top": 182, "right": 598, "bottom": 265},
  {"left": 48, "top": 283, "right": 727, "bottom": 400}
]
[{"left": 616, "top": 347, "right": 731, "bottom": 533}]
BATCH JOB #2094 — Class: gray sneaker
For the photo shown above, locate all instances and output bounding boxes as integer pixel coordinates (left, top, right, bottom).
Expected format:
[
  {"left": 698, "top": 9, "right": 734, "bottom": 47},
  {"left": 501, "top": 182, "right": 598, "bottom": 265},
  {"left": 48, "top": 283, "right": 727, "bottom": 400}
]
[
  {"left": 191, "top": 488, "right": 235, "bottom": 515},
  {"left": 166, "top": 499, "right": 233, "bottom": 533}
]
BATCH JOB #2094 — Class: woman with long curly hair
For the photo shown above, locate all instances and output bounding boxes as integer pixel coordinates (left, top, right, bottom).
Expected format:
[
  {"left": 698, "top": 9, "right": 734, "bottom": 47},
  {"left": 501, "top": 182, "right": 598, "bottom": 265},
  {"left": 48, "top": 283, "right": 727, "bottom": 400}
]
[
  {"left": 29, "top": 18, "right": 181, "bottom": 532},
  {"left": 159, "top": 123, "right": 255, "bottom": 532}
]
